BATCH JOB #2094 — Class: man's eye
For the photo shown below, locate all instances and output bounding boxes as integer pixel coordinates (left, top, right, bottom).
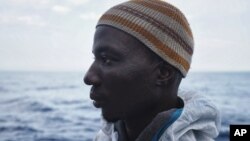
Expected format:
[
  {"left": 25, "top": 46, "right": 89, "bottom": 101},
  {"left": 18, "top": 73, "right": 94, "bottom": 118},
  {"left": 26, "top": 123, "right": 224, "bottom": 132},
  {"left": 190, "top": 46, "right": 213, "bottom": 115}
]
[{"left": 101, "top": 55, "right": 112, "bottom": 65}]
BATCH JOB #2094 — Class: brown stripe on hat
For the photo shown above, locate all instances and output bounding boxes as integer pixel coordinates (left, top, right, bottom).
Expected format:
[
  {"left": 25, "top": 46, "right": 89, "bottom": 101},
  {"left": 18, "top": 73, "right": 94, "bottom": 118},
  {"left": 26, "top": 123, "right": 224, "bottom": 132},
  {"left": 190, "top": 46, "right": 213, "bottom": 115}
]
[
  {"left": 96, "top": 0, "right": 194, "bottom": 77},
  {"left": 131, "top": 0, "right": 193, "bottom": 38}
]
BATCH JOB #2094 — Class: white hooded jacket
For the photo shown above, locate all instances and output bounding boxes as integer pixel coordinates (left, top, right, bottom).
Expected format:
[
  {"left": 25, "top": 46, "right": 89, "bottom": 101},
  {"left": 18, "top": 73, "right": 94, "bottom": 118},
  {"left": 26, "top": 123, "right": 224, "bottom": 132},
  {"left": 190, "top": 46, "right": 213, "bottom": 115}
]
[{"left": 93, "top": 91, "right": 221, "bottom": 141}]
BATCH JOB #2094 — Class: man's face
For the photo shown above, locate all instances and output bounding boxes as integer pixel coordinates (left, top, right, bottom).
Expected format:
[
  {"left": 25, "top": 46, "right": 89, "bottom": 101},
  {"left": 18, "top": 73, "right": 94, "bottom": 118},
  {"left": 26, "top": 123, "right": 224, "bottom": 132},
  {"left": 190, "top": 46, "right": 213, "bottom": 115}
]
[{"left": 84, "top": 26, "right": 160, "bottom": 122}]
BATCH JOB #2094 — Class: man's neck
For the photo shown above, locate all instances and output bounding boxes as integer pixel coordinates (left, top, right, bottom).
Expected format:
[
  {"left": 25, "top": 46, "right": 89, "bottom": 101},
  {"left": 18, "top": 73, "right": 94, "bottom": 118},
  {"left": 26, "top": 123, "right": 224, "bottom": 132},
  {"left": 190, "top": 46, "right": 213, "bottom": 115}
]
[
  {"left": 123, "top": 111, "right": 156, "bottom": 141},
  {"left": 122, "top": 96, "right": 181, "bottom": 141}
]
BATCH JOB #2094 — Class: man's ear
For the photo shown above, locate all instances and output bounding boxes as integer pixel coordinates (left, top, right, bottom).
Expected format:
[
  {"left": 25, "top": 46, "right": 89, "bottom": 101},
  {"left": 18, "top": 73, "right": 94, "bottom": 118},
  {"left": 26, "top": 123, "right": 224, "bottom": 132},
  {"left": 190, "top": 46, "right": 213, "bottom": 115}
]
[{"left": 155, "top": 62, "right": 174, "bottom": 86}]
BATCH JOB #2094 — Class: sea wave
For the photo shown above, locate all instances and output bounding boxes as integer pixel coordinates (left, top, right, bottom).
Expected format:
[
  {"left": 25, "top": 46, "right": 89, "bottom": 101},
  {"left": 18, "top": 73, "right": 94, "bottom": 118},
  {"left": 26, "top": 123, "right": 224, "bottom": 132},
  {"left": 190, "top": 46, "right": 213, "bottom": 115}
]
[
  {"left": 36, "top": 85, "right": 78, "bottom": 91},
  {"left": 28, "top": 101, "right": 54, "bottom": 113},
  {"left": 0, "top": 125, "right": 41, "bottom": 133}
]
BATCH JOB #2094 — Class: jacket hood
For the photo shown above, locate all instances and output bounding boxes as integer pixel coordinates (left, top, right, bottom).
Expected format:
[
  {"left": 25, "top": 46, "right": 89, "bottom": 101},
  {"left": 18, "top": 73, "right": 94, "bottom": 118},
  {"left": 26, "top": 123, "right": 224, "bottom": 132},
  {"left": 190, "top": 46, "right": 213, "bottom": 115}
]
[{"left": 159, "top": 90, "right": 221, "bottom": 141}]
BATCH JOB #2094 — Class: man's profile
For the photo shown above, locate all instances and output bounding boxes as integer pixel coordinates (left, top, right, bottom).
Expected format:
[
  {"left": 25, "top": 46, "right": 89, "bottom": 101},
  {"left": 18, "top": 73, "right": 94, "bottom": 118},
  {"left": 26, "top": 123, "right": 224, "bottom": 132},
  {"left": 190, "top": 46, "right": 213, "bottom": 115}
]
[{"left": 84, "top": 0, "right": 220, "bottom": 141}]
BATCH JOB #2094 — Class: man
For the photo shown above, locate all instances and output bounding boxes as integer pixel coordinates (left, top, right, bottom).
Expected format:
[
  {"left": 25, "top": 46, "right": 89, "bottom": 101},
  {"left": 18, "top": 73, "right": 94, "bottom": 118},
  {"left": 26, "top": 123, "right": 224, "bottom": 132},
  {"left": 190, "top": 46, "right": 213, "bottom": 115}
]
[{"left": 84, "top": 0, "right": 220, "bottom": 141}]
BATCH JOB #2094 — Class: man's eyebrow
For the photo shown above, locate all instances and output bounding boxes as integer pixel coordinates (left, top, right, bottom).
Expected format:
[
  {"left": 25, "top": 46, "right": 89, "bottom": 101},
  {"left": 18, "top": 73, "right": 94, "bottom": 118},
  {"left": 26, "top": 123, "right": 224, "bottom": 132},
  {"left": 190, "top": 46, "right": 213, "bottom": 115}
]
[{"left": 92, "top": 46, "right": 122, "bottom": 56}]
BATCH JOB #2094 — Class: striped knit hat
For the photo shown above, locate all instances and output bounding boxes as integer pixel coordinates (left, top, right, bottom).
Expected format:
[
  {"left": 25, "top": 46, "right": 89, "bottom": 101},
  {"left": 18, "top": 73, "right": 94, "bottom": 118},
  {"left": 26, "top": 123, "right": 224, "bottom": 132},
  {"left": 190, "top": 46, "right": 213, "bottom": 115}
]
[{"left": 96, "top": 0, "right": 194, "bottom": 77}]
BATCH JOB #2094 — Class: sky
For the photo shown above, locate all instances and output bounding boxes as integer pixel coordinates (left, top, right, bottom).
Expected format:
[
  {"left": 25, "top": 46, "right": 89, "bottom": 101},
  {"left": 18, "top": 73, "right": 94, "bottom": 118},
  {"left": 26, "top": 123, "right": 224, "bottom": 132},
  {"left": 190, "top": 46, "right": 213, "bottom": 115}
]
[{"left": 0, "top": 0, "right": 250, "bottom": 72}]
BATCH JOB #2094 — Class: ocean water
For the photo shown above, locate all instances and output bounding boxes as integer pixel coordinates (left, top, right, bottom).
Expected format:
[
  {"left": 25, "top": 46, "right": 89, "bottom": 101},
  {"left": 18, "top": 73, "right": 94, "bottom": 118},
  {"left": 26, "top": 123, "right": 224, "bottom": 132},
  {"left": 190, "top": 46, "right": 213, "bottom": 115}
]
[{"left": 0, "top": 71, "right": 249, "bottom": 141}]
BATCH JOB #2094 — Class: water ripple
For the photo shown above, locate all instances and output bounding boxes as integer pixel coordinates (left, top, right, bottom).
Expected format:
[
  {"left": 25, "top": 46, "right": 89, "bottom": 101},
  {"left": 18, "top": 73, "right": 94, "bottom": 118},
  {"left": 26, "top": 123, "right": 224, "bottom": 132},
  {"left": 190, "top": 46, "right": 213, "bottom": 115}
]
[
  {"left": 28, "top": 102, "right": 54, "bottom": 112},
  {"left": 36, "top": 85, "right": 78, "bottom": 91},
  {"left": 0, "top": 126, "right": 40, "bottom": 133},
  {"left": 53, "top": 100, "right": 83, "bottom": 105},
  {"left": 35, "top": 137, "right": 72, "bottom": 141},
  {"left": 0, "top": 96, "right": 29, "bottom": 104}
]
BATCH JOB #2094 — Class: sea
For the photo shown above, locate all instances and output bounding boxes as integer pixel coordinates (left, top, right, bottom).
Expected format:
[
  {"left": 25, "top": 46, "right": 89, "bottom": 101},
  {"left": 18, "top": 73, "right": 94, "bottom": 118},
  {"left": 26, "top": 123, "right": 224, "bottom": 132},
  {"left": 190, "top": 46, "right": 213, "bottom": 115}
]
[{"left": 0, "top": 71, "right": 249, "bottom": 141}]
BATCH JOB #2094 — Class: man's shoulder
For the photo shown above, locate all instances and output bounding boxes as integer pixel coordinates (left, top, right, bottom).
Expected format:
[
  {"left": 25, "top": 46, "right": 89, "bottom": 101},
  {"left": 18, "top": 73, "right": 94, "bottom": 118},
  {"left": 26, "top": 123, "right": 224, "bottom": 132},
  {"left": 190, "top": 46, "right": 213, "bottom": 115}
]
[
  {"left": 163, "top": 90, "right": 221, "bottom": 140},
  {"left": 178, "top": 90, "right": 219, "bottom": 114}
]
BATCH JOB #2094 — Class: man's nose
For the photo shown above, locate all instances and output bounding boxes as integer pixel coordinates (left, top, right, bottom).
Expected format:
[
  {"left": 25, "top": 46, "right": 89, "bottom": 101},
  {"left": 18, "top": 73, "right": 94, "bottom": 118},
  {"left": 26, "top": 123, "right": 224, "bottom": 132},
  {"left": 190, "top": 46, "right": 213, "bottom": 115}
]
[{"left": 83, "top": 64, "right": 101, "bottom": 86}]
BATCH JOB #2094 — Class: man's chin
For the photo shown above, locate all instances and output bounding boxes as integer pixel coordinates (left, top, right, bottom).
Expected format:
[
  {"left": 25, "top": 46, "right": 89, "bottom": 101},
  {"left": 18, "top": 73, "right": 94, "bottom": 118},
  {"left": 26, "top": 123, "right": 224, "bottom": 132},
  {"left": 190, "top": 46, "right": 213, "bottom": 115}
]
[{"left": 102, "top": 114, "right": 119, "bottom": 123}]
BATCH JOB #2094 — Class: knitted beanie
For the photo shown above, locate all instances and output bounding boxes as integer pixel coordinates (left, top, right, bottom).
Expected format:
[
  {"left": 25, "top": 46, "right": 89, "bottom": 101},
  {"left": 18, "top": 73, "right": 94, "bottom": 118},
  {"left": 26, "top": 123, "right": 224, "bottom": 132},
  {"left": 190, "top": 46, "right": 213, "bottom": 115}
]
[{"left": 96, "top": 0, "right": 194, "bottom": 77}]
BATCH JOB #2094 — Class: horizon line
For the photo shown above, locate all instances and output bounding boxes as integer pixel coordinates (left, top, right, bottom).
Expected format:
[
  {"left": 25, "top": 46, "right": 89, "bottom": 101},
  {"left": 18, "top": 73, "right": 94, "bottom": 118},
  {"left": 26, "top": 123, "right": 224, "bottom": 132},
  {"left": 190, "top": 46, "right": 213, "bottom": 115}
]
[{"left": 1, "top": 69, "right": 250, "bottom": 73}]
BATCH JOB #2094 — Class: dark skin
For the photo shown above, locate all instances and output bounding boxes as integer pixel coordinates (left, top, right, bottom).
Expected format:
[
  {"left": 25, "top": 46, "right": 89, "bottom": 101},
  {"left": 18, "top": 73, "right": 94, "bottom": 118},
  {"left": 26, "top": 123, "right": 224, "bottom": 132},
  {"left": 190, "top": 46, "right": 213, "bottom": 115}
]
[{"left": 84, "top": 26, "right": 182, "bottom": 141}]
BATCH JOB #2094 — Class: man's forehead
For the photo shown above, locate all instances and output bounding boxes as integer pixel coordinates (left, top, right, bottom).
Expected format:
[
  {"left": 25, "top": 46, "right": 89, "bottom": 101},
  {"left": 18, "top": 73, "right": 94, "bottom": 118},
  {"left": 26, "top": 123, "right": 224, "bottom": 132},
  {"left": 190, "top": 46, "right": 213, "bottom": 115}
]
[
  {"left": 93, "top": 26, "right": 138, "bottom": 54},
  {"left": 94, "top": 26, "right": 131, "bottom": 43}
]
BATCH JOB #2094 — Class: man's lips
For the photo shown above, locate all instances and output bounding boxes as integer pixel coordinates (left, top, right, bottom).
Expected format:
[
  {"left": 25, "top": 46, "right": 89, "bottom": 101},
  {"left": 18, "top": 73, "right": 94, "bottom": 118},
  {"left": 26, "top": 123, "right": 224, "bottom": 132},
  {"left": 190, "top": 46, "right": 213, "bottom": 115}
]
[
  {"left": 90, "top": 90, "right": 105, "bottom": 108},
  {"left": 91, "top": 97, "right": 105, "bottom": 108},
  {"left": 92, "top": 100, "right": 104, "bottom": 108}
]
